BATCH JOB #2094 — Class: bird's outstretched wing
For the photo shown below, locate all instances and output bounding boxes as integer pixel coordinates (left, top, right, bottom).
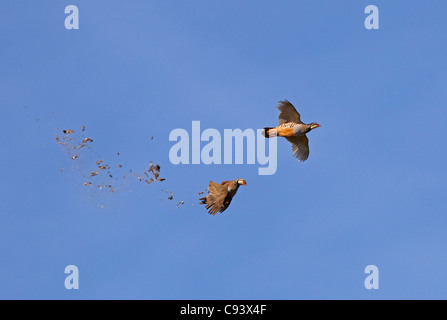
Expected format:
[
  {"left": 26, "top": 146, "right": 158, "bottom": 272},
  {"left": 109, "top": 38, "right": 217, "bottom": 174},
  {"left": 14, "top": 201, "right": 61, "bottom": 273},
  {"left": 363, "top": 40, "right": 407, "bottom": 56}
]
[
  {"left": 203, "top": 181, "right": 229, "bottom": 215},
  {"left": 277, "top": 100, "right": 302, "bottom": 125},
  {"left": 286, "top": 135, "right": 310, "bottom": 162}
]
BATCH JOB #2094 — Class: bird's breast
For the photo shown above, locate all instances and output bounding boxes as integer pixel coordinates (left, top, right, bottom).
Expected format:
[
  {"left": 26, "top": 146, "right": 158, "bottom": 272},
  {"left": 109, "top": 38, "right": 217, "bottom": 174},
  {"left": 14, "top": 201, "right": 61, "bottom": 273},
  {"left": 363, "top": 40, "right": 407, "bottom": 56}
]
[{"left": 292, "top": 124, "right": 309, "bottom": 136}]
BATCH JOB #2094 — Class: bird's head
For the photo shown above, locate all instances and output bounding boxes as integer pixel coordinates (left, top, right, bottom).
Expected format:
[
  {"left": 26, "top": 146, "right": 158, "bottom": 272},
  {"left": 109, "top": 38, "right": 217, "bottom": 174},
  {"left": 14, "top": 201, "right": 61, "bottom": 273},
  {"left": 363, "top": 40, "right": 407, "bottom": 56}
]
[
  {"left": 309, "top": 123, "right": 321, "bottom": 130},
  {"left": 237, "top": 179, "right": 247, "bottom": 186}
]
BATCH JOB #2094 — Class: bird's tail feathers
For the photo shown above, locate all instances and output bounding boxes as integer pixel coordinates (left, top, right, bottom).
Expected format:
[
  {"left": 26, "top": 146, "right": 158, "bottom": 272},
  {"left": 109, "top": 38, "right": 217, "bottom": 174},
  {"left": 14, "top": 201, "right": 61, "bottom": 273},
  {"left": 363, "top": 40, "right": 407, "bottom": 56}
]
[{"left": 263, "top": 127, "right": 277, "bottom": 138}]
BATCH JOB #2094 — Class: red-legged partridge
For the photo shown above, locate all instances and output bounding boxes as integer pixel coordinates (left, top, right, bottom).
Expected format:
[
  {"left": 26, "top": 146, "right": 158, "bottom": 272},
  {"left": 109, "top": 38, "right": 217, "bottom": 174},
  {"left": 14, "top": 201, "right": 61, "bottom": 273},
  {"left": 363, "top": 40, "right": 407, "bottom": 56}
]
[
  {"left": 264, "top": 100, "right": 321, "bottom": 162},
  {"left": 200, "top": 179, "right": 247, "bottom": 215}
]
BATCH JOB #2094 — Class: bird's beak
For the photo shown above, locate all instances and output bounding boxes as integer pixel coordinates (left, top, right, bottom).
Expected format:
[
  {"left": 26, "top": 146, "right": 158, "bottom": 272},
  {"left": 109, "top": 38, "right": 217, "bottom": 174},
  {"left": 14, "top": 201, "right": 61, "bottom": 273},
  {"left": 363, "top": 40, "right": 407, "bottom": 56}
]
[
  {"left": 244, "top": 182, "right": 247, "bottom": 186},
  {"left": 317, "top": 124, "right": 322, "bottom": 127}
]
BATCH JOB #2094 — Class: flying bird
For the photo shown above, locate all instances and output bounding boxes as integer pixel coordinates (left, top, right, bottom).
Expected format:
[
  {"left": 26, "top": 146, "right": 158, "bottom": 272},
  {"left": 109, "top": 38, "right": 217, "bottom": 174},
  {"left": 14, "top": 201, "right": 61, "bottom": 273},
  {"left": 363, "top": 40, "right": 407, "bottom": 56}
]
[
  {"left": 200, "top": 179, "right": 247, "bottom": 215},
  {"left": 264, "top": 100, "right": 321, "bottom": 162}
]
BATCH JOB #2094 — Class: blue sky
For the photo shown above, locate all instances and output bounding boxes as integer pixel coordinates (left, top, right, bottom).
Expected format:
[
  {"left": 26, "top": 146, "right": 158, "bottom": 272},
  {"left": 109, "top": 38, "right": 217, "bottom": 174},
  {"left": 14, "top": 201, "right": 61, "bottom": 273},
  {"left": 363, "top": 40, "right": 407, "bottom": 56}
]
[{"left": 1, "top": 0, "right": 447, "bottom": 299}]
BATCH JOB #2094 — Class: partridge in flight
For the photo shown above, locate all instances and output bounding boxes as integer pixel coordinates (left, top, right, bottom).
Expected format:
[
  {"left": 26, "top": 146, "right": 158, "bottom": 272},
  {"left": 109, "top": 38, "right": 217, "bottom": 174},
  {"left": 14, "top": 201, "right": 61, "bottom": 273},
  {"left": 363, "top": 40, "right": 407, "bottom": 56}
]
[
  {"left": 200, "top": 179, "right": 247, "bottom": 215},
  {"left": 264, "top": 100, "right": 321, "bottom": 162}
]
